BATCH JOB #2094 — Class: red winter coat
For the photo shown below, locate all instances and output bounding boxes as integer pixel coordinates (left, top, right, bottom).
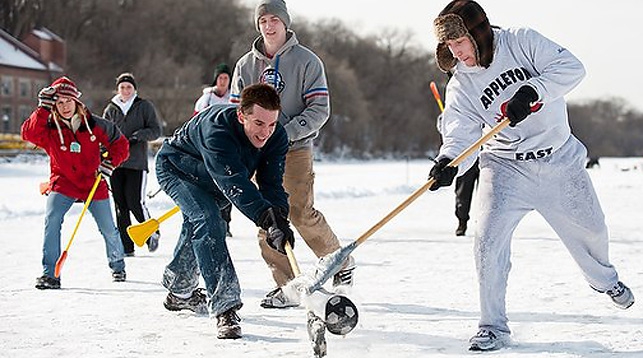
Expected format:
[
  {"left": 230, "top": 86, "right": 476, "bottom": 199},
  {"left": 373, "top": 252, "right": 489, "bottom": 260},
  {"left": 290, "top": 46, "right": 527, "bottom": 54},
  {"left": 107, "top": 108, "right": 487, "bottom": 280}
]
[{"left": 21, "top": 107, "right": 129, "bottom": 201}]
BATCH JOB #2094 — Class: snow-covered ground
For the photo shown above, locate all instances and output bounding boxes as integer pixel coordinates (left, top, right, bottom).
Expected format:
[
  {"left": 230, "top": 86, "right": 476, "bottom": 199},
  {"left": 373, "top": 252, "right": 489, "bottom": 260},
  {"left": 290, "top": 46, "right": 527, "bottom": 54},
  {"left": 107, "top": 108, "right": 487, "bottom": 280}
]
[{"left": 1, "top": 155, "right": 642, "bottom": 357}]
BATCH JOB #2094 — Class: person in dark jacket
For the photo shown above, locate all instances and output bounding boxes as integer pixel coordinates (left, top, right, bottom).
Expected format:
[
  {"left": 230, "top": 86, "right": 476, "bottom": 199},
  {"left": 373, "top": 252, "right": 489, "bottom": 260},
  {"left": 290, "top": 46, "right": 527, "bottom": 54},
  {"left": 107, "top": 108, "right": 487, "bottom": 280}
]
[
  {"left": 21, "top": 76, "right": 130, "bottom": 288},
  {"left": 103, "top": 73, "right": 163, "bottom": 255},
  {"left": 454, "top": 159, "right": 479, "bottom": 235},
  {"left": 437, "top": 100, "right": 480, "bottom": 237},
  {"left": 156, "top": 83, "right": 294, "bottom": 340}
]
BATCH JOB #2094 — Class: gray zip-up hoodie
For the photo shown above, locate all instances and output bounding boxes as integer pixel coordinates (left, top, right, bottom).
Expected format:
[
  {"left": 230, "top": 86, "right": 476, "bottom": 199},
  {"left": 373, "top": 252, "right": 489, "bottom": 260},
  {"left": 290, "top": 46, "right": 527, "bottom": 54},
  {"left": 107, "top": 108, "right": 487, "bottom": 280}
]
[
  {"left": 103, "top": 96, "right": 162, "bottom": 171},
  {"left": 230, "top": 30, "right": 330, "bottom": 150}
]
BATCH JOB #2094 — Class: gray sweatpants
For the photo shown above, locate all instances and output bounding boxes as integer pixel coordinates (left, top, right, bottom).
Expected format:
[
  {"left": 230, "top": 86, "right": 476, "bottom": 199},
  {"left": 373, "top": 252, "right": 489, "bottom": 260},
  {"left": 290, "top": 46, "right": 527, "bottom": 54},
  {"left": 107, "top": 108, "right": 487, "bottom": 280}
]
[{"left": 475, "top": 135, "right": 619, "bottom": 334}]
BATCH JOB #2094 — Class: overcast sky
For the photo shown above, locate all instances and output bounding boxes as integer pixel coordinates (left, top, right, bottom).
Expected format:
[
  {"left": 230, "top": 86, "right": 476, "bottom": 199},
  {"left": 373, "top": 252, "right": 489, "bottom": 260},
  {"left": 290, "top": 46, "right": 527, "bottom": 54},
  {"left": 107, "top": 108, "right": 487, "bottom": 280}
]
[{"left": 243, "top": 0, "right": 642, "bottom": 111}]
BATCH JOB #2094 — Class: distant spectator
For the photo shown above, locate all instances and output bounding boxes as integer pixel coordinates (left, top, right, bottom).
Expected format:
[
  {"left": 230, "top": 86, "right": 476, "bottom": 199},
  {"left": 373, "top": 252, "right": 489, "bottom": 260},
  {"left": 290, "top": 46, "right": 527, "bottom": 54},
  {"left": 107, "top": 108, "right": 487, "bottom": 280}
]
[
  {"left": 193, "top": 63, "right": 234, "bottom": 236},
  {"left": 586, "top": 156, "right": 600, "bottom": 169},
  {"left": 194, "top": 63, "right": 232, "bottom": 115},
  {"left": 103, "top": 72, "right": 163, "bottom": 256},
  {"left": 437, "top": 106, "right": 480, "bottom": 237},
  {"left": 454, "top": 159, "right": 479, "bottom": 236}
]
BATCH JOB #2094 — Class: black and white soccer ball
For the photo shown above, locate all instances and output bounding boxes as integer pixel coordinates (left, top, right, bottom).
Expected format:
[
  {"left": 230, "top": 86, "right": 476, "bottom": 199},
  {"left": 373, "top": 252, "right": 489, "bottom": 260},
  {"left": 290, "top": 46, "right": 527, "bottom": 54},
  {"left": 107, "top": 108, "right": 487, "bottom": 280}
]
[{"left": 325, "top": 294, "right": 358, "bottom": 335}]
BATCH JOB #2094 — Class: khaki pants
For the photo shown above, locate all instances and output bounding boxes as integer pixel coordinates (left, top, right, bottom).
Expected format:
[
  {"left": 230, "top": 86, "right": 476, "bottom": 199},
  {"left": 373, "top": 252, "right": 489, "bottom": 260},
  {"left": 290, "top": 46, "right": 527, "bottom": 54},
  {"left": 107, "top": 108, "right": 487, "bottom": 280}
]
[{"left": 259, "top": 147, "right": 340, "bottom": 286}]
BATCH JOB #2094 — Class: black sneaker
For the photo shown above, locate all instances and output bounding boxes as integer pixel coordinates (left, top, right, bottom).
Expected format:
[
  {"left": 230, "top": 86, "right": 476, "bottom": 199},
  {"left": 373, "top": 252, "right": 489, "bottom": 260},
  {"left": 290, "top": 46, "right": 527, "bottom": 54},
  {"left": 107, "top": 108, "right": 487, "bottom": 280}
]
[
  {"left": 164, "top": 288, "right": 208, "bottom": 314},
  {"left": 332, "top": 256, "right": 355, "bottom": 287},
  {"left": 225, "top": 222, "right": 233, "bottom": 238},
  {"left": 35, "top": 275, "right": 60, "bottom": 290},
  {"left": 124, "top": 251, "right": 135, "bottom": 257},
  {"left": 455, "top": 220, "right": 467, "bottom": 236},
  {"left": 216, "top": 307, "right": 242, "bottom": 339},
  {"left": 112, "top": 271, "right": 126, "bottom": 282}
]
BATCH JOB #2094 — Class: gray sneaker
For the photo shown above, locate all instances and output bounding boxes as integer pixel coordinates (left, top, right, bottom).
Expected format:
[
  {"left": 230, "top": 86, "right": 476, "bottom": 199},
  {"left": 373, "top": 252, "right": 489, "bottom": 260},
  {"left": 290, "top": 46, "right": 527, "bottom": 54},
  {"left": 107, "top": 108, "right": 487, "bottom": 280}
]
[
  {"left": 260, "top": 287, "right": 300, "bottom": 309},
  {"left": 147, "top": 231, "right": 160, "bottom": 252},
  {"left": 164, "top": 288, "right": 208, "bottom": 314},
  {"left": 469, "top": 329, "right": 510, "bottom": 351},
  {"left": 606, "top": 281, "right": 635, "bottom": 309}
]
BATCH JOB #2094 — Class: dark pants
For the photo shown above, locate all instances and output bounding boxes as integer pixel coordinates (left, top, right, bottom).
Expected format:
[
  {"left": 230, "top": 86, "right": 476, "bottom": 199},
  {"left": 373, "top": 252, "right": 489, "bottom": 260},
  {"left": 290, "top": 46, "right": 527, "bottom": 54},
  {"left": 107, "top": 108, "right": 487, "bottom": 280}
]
[
  {"left": 110, "top": 167, "right": 152, "bottom": 253},
  {"left": 455, "top": 159, "right": 479, "bottom": 223},
  {"left": 221, "top": 202, "right": 232, "bottom": 227}
]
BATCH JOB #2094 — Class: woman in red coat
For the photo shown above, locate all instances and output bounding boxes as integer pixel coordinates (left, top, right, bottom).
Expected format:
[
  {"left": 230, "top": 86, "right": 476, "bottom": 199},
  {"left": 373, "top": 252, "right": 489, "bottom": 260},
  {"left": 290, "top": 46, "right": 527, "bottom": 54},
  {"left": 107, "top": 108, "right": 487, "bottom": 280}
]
[{"left": 21, "top": 76, "right": 130, "bottom": 289}]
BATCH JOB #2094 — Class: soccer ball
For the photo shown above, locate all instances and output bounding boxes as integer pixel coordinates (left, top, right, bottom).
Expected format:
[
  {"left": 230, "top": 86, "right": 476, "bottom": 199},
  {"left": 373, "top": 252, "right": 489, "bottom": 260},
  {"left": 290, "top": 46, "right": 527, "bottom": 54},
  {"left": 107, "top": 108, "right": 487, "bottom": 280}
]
[{"left": 325, "top": 294, "right": 358, "bottom": 335}]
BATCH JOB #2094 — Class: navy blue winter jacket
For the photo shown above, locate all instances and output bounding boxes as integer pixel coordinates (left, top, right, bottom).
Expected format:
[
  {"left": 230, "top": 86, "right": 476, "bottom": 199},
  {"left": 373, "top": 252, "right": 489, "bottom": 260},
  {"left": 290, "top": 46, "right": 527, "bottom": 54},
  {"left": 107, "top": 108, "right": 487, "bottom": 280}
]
[{"left": 157, "top": 104, "right": 289, "bottom": 225}]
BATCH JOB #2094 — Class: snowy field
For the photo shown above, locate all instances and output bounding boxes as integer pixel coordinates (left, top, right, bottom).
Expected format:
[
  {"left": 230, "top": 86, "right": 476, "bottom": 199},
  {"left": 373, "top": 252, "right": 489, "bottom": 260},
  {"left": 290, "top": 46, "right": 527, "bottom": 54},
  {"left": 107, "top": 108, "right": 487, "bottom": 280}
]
[{"left": 1, "top": 155, "right": 642, "bottom": 358}]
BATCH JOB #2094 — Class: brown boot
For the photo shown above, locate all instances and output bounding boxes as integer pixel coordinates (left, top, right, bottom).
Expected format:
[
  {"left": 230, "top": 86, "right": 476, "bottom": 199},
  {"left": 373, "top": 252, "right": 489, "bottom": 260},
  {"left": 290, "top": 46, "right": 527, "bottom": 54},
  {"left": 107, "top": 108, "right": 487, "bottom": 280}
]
[{"left": 217, "top": 307, "right": 242, "bottom": 339}]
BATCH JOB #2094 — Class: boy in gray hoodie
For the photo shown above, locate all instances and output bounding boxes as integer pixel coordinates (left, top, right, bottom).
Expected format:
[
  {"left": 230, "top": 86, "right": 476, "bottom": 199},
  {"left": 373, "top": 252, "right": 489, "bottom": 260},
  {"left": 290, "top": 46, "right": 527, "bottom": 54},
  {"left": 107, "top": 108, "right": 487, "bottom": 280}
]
[{"left": 231, "top": 0, "right": 354, "bottom": 308}]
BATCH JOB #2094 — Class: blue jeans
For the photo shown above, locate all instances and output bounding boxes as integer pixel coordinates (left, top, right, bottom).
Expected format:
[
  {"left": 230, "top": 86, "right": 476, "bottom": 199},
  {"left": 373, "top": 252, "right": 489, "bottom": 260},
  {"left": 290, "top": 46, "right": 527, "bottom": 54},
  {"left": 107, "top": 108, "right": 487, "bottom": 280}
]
[
  {"left": 156, "top": 154, "right": 242, "bottom": 317},
  {"left": 42, "top": 192, "right": 125, "bottom": 278}
]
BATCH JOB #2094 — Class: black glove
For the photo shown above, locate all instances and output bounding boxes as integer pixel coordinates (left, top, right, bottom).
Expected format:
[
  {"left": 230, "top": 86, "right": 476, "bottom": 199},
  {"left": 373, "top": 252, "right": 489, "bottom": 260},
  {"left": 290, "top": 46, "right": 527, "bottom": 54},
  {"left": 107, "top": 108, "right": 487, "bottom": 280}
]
[
  {"left": 129, "top": 133, "right": 140, "bottom": 144},
  {"left": 428, "top": 157, "right": 457, "bottom": 191},
  {"left": 258, "top": 207, "right": 294, "bottom": 255},
  {"left": 506, "top": 85, "right": 538, "bottom": 127},
  {"left": 98, "top": 159, "right": 115, "bottom": 177},
  {"left": 38, "top": 86, "right": 57, "bottom": 111}
]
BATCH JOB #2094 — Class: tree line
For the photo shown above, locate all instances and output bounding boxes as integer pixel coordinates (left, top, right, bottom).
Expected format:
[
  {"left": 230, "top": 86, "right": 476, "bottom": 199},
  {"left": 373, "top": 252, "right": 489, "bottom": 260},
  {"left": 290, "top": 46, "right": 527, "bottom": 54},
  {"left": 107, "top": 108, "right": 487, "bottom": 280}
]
[{"left": 3, "top": 0, "right": 643, "bottom": 158}]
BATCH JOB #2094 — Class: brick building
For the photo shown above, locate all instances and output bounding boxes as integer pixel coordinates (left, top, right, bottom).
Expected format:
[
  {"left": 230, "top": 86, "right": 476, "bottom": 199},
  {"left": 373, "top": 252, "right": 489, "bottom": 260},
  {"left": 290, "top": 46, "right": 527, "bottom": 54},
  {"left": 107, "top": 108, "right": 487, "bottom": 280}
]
[{"left": 0, "top": 27, "right": 65, "bottom": 134}]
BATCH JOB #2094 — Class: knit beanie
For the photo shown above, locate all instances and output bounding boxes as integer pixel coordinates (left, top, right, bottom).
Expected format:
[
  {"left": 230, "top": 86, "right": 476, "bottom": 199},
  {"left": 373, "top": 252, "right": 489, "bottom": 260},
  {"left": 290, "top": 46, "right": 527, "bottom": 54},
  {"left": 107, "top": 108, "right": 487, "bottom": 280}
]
[
  {"left": 211, "top": 63, "right": 232, "bottom": 87},
  {"left": 116, "top": 72, "right": 137, "bottom": 89},
  {"left": 255, "top": 0, "right": 291, "bottom": 32},
  {"left": 433, "top": 0, "right": 493, "bottom": 73},
  {"left": 49, "top": 76, "right": 96, "bottom": 148},
  {"left": 50, "top": 76, "right": 82, "bottom": 99}
]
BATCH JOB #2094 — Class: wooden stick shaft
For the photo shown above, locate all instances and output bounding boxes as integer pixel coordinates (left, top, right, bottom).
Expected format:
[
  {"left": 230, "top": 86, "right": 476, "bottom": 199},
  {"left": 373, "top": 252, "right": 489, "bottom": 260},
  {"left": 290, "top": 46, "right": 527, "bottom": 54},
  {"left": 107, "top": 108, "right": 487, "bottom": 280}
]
[
  {"left": 354, "top": 118, "right": 510, "bottom": 246},
  {"left": 63, "top": 173, "right": 102, "bottom": 252},
  {"left": 158, "top": 205, "right": 180, "bottom": 223},
  {"left": 284, "top": 242, "right": 301, "bottom": 276}
]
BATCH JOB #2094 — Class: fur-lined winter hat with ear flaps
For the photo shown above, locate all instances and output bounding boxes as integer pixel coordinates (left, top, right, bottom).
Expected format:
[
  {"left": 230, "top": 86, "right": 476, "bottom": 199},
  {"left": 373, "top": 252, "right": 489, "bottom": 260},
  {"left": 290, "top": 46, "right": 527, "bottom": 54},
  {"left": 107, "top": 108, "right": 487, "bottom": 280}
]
[{"left": 433, "top": 0, "right": 493, "bottom": 73}]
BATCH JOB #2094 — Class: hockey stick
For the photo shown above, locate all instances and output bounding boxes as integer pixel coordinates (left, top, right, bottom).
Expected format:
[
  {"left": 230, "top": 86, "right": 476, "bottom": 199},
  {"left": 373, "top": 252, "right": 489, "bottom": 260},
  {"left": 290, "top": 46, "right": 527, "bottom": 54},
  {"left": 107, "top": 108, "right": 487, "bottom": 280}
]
[
  {"left": 147, "top": 187, "right": 163, "bottom": 199},
  {"left": 307, "top": 118, "right": 511, "bottom": 293},
  {"left": 54, "top": 173, "right": 103, "bottom": 278},
  {"left": 284, "top": 243, "right": 327, "bottom": 358},
  {"left": 430, "top": 81, "right": 445, "bottom": 112},
  {"left": 127, "top": 205, "right": 180, "bottom": 247}
]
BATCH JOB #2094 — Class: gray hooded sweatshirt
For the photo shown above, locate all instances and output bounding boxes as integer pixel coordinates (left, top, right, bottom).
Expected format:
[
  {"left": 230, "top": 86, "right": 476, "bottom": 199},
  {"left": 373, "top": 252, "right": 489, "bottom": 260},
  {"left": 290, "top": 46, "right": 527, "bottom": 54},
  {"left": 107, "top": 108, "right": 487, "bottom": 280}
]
[{"left": 230, "top": 30, "right": 330, "bottom": 150}]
